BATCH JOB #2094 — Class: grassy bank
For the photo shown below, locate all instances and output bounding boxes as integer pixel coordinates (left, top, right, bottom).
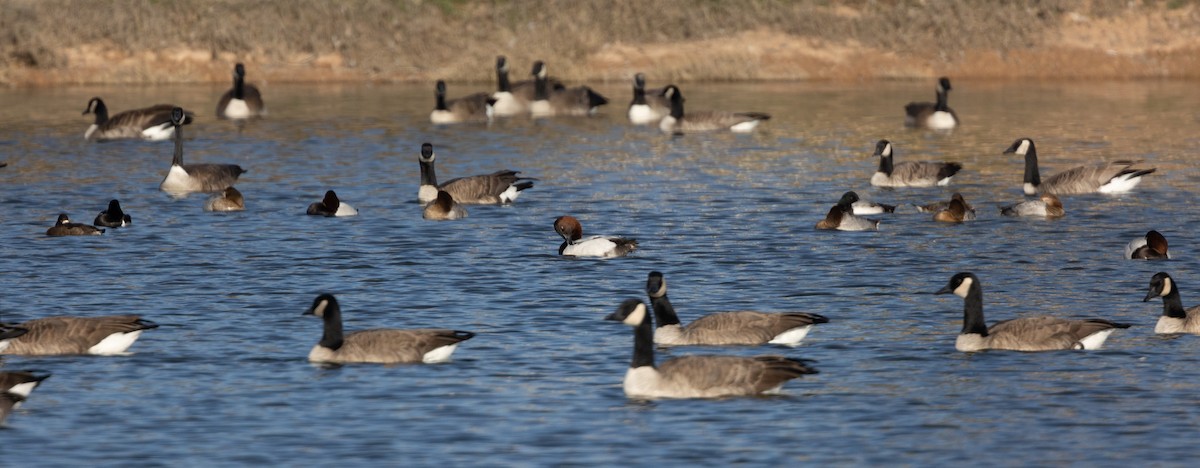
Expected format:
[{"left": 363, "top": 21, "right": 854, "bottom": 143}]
[{"left": 2, "top": 0, "right": 1200, "bottom": 86}]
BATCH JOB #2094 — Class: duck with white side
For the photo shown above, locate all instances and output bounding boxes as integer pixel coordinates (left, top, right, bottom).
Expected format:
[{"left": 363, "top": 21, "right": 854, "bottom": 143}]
[{"left": 554, "top": 216, "right": 638, "bottom": 258}]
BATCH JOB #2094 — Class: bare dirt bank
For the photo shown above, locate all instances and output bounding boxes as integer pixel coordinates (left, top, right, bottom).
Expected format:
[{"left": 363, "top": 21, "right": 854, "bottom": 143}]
[{"left": 3, "top": 0, "right": 1200, "bottom": 86}]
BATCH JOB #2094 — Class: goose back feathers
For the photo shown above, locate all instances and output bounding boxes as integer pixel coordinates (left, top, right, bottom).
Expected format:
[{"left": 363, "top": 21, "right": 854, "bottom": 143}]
[
  {"left": 83, "top": 97, "right": 193, "bottom": 141},
  {"left": 1005, "top": 138, "right": 1156, "bottom": 195},
  {"left": 0, "top": 315, "right": 158, "bottom": 355},
  {"left": 431, "top": 80, "right": 496, "bottom": 124},
  {"left": 659, "top": 85, "right": 769, "bottom": 133},
  {"left": 870, "top": 140, "right": 962, "bottom": 187},
  {"left": 417, "top": 143, "right": 534, "bottom": 204}
]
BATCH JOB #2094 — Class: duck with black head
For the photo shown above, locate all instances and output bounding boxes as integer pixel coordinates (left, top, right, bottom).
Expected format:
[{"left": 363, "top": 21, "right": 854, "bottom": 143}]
[
  {"left": 306, "top": 190, "right": 358, "bottom": 217},
  {"left": 93, "top": 200, "right": 131, "bottom": 228}
]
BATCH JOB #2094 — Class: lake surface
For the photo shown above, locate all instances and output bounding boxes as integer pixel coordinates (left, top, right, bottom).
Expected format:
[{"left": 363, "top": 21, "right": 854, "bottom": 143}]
[{"left": 2, "top": 79, "right": 1200, "bottom": 466}]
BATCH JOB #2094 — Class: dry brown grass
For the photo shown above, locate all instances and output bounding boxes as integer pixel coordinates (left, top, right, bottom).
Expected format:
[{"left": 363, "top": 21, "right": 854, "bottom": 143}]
[{"left": 1, "top": 0, "right": 1198, "bottom": 85}]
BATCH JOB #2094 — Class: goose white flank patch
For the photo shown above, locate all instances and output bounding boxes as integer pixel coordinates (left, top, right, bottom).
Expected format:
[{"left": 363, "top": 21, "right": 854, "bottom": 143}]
[
  {"left": 306, "top": 190, "right": 358, "bottom": 217},
  {"left": 159, "top": 108, "right": 246, "bottom": 195},
  {"left": 0, "top": 392, "right": 23, "bottom": 425},
  {"left": 423, "top": 190, "right": 468, "bottom": 220},
  {"left": 205, "top": 187, "right": 245, "bottom": 212},
  {"left": 82, "top": 97, "right": 193, "bottom": 141},
  {"left": 606, "top": 299, "right": 818, "bottom": 399},
  {"left": 936, "top": 272, "right": 1130, "bottom": 352},
  {"left": 93, "top": 199, "right": 131, "bottom": 228},
  {"left": 1000, "top": 193, "right": 1064, "bottom": 218},
  {"left": 0, "top": 315, "right": 158, "bottom": 356},
  {"left": 1144, "top": 272, "right": 1200, "bottom": 334},
  {"left": 0, "top": 370, "right": 51, "bottom": 400},
  {"left": 627, "top": 72, "right": 670, "bottom": 125},
  {"left": 529, "top": 61, "right": 608, "bottom": 117},
  {"left": 430, "top": 80, "right": 496, "bottom": 124},
  {"left": 1004, "top": 137, "right": 1156, "bottom": 195},
  {"left": 417, "top": 143, "right": 534, "bottom": 204},
  {"left": 303, "top": 293, "right": 475, "bottom": 364},
  {"left": 904, "top": 76, "right": 958, "bottom": 130},
  {"left": 216, "top": 63, "right": 265, "bottom": 119},
  {"left": 837, "top": 191, "right": 895, "bottom": 215},
  {"left": 645, "top": 271, "right": 828, "bottom": 346},
  {"left": 46, "top": 213, "right": 104, "bottom": 237},
  {"left": 554, "top": 215, "right": 638, "bottom": 258},
  {"left": 1126, "top": 230, "right": 1169, "bottom": 260},
  {"left": 869, "top": 140, "right": 962, "bottom": 187},
  {"left": 658, "top": 84, "right": 770, "bottom": 134}
]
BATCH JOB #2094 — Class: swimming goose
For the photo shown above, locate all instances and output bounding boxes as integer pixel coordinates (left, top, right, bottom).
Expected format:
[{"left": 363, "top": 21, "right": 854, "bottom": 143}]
[
  {"left": 93, "top": 199, "right": 131, "bottom": 228},
  {"left": 1005, "top": 138, "right": 1156, "bottom": 195},
  {"left": 216, "top": 63, "right": 265, "bottom": 119},
  {"left": 46, "top": 213, "right": 104, "bottom": 236},
  {"left": 1000, "top": 193, "right": 1064, "bottom": 218},
  {"left": 0, "top": 392, "right": 23, "bottom": 424},
  {"left": 904, "top": 77, "right": 958, "bottom": 130},
  {"left": 554, "top": 215, "right": 638, "bottom": 258},
  {"left": 646, "top": 271, "right": 828, "bottom": 346},
  {"left": 815, "top": 203, "right": 879, "bottom": 231},
  {"left": 1144, "top": 272, "right": 1200, "bottom": 334},
  {"left": 870, "top": 140, "right": 962, "bottom": 187},
  {"left": 0, "top": 324, "right": 27, "bottom": 353},
  {"left": 0, "top": 371, "right": 50, "bottom": 400},
  {"left": 658, "top": 85, "right": 770, "bottom": 134},
  {"left": 936, "top": 272, "right": 1130, "bottom": 352},
  {"left": 160, "top": 108, "right": 246, "bottom": 194},
  {"left": 931, "top": 193, "right": 976, "bottom": 223},
  {"left": 204, "top": 187, "right": 245, "bottom": 212},
  {"left": 430, "top": 80, "right": 496, "bottom": 124},
  {"left": 837, "top": 191, "right": 895, "bottom": 215},
  {"left": 423, "top": 190, "right": 468, "bottom": 220},
  {"left": 303, "top": 293, "right": 475, "bottom": 364},
  {"left": 417, "top": 143, "right": 534, "bottom": 204},
  {"left": 306, "top": 190, "right": 358, "bottom": 217},
  {"left": 606, "top": 299, "right": 818, "bottom": 399},
  {"left": 1126, "top": 230, "right": 1169, "bottom": 260},
  {"left": 628, "top": 73, "right": 670, "bottom": 125},
  {"left": 529, "top": 61, "right": 608, "bottom": 117},
  {"left": 0, "top": 315, "right": 159, "bottom": 355},
  {"left": 82, "top": 97, "right": 193, "bottom": 141}
]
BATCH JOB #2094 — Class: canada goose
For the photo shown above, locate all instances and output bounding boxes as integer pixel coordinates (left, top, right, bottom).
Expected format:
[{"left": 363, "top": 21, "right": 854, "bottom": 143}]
[
  {"left": 0, "top": 324, "right": 27, "bottom": 353},
  {"left": 904, "top": 77, "right": 958, "bottom": 130},
  {"left": 606, "top": 299, "right": 818, "bottom": 399},
  {"left": 160, "top": 108, "right": 246, "bottom": 194},
  {"left": 870, "top": 140, "right": 962, "bottom": 187},
  {"left": 216, "top": 63, "right": 265, "bottom": 119},
  {"left": 0, "top": 392, "right": 23, "bottom": 425},
  {"left": 417, "top": 143, "right": 535, "bottom": 204},
  {"left": 46, "top": 213, "right": 104, "bottom": 236},
  {"left": 916, "top": 193, "right": 976, "bottom": 220},
  {"left": 1000, "top": 193, "right": 1064, "bottom": 218},
  {"left": 0, "top": 370, "right": 50, "bottom": 400},
  {"left": 554, "top": 215, "right": 638, "bottom": 258},
  {"left": 1004, "top": 138, "right": 1156, "bottom": 195},
  {"left": 1144, "top": 272, "right": 1200, "bottom": 334},
  {"left": 628, "top": 73, "right": 670, "bottom": 125},
  {"left": 492, "top": 56, "right": 562, "bottom": 116},
  {"left": 931, "top": 193, "right": 976, "bottom": 223},
  {"left": 1126, "top": 230, "right": 1169, "bottom": 260},
  {"left": 529, "top": 61, "right": 608, "bottom": 117},
  {"left": 815, "top": 203, "right": 879, "bottom": 231},
  {"left": 430, "top": 80, "right": 496, "bottom": 124},
  {"left": 837, "top": 191, "right": 895, "bottom": 215},
  {"left": 0, "top": 315, "right": 159, "bottom": 355},
  {"left": 306, "top": 190, "right": 358, "bottom": 217},
  {"left": 93, "top": 199, "right": 131, "bottom": 228},
  {"left": 658, "top": 85, "right": 770, "bottom": 134},
  {"left": 936, "top": 272, "right": 1130, "bottom": 352},
  {"left": 303, "top": 293, "right": 475, "bottom": 364},
  {"left": 423, "top": 190, "right": 468, "bottom": 220},
  {"left": 646, "top": 271, "right": 828, "bottom": 346},
  {"left": 204, "top": 187, "right": 245, "bottom": 212},
  {"left": 82, "top": 97, "right": 193, "bottom": 141}
]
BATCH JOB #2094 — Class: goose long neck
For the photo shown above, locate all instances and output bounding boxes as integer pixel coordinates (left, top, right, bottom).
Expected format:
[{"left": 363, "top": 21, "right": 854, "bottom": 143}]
[
  {"left": 319, "top": 304, "right": 345, "bottom": 350},
  {"left": 878, "top": 153, "right": 893, "bottom": 175},
  {"left": 1024, "top": 146, "right": 1041, "bottom": 187},
  {"left": 961, "top": 282, "right": 988, "bottom": 336},
  {"left": 233, "top": 73, "right": 245, "bottom": 100},
  {"left": 631, "top": 312, "right": 656, "bottom": 368},
  {"left": 935, "top": 88, "right": 950, "bottom": 111},
  {"left": 669, "top": 94, "right": 684, "bottom": 119},
  {"left": 1162, "top": 287, "right": 1187, "bottom": 319},
  {"left": 419, "top": 159, "right": 437, "bottom": 186},
  {"left": 93, "top": 100, "right": 109, "bottom": 124},
  {"left": 632, "top": 83, "right": 647, "bottom": 105},
  {"left": 497, "top": 68, "right": 511, "bottom": 92},
  {"left": 172, "top": 123, "right": 184, "bottom": 166},
  {"left": 534, "top": 73, "right": 548, "bottom": 100},
  {"left": 435, "top": 91, "right": 448, "bottom": 111},
  {"left": 649, "top": 294, "right": 681, "bottom": 327}
]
